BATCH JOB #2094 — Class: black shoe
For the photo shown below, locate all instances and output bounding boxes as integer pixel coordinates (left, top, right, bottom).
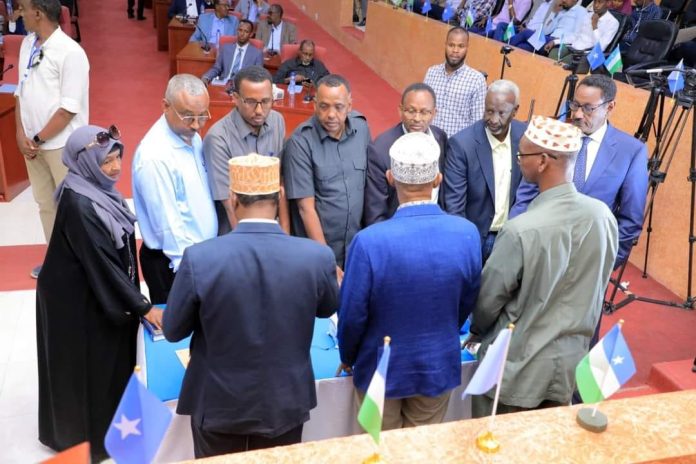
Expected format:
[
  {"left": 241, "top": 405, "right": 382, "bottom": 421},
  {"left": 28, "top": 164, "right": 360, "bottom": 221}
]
[
  {"left": 358, "top": 19, "right": 366, "bottom": 26},
  {"left": 128, "top": 11, "right": 135, "bottom": 18},
  {"left": 137, "top": 15, "right": 146, "bottom": 20}
]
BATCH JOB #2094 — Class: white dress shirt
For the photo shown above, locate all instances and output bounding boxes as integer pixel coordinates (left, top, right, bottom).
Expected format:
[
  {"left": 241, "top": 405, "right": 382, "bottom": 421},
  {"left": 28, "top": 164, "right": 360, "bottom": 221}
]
[
  {"left": 485, "top": 127, "right": 512, "bottom": 231},
  {"left": 186, "top": 0, "right": 199, "bottom": 18},
  {"left": 593, "top": 11, "right": 620, "bottom": 51},
  {"left": 583, "top": 121, "right": 608, "bottom": 181},
  {"left": 267, "top": 21, "right": 283, "bottom": 51}
]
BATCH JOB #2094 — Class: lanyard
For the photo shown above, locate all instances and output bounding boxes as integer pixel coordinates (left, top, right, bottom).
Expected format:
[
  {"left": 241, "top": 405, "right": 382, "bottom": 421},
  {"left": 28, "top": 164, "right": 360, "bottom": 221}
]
[{"left": 19, "top": 37, "right": 42, "bottom": 90}]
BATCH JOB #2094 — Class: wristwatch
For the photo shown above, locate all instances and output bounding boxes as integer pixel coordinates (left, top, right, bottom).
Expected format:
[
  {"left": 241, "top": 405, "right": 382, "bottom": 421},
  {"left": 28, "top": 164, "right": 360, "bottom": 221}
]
[{"left": 33, "top": 134, "right": 45, "bottom": 145}]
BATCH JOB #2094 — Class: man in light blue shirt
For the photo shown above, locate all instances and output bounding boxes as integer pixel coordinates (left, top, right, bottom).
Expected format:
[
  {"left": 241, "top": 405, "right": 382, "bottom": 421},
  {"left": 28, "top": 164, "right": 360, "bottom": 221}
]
[
  {"left": 189, "top": 0, "right": 239, "bottom": 47},
  {"left": 133, "top": 74, "right": 218, "bottom": 304}
]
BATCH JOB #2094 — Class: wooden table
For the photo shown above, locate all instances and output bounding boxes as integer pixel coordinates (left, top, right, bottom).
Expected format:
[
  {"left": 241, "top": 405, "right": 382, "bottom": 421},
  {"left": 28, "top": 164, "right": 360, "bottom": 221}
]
[
  {"left": 155, "top": 0, "right": 171, "bottom": 49},
  {"left": 168, "top": 17, "right": 195, "bottom": 75},
  {"left": 188, "top": 390, "right": 696, "bottom": 463},
  {"left": 203, "top": 84, "right": 314, "bottom": 138},
  {"left": 176, "top": 42, "right": 282, "bottom": 77},
  {"left": 0, "top": 93, "right": 29, "bottom": 202}
]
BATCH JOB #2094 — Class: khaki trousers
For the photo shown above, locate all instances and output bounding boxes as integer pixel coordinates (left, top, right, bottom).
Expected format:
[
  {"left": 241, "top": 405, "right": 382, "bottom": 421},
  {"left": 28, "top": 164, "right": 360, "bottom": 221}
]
[
  {"left": 471, "top": 395, "right": 565, "bottom": 418},
  {"left": 355, "top": 388, "right": 450, "bottom": 430},
  {"left": 24, "top": 147, "right": 68, "bottom": 243}
]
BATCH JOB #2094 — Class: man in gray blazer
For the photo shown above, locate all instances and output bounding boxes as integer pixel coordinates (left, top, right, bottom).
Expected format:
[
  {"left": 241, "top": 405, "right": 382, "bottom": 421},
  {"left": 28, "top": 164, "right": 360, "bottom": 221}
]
[
  {"left": 201, "top": 20, "right": 263, "bottom": 84},
  {"left": 255, "top": 4, "right": 297, "bottom": 53}
]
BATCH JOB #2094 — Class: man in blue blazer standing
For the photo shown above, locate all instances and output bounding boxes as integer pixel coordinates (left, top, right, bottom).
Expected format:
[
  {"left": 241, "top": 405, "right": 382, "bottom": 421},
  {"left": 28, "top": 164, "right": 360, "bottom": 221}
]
[
  {"left": 364, "top": 83, "right": 448, "bottom": 226},
  {"left": 201, "top": 20, "right": 263, "bottom": 85},
  {"left": 164, "top": 154, "right": 339, "bottom": 458},
  {"left": 338, "top": 132, "right": 481, "bottom": 429},
  {"left": 444, "top": 79, "right": 526, "bottom": 261},
  {"left": 509, "top": 74, "right": 648, "bottom": 269},
  {"left": 189, "top": 0, "right": 239, "bottom": 47}
]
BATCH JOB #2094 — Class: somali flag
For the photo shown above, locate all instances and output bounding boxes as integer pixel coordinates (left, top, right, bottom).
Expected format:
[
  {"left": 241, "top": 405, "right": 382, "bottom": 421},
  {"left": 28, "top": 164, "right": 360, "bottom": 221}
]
[
  {"left": 587, "top": 41, "right": 604, "bottom": 71},
  {"left": 421, "top": 0, "right": 432, "bottom": 14},
  {"left": 357, "top": 341, "right": 391, "bottom": 445},
  {"left": 442, "top": 3, "right": 456, "bottom": 22},
  {"left": 668, "top": 59, "right": 685, "bottom": 95},
  {"left": 484, "top": 16, "right": 493, "bottom": 35},
  {"left": 575, "top": 323, "right": 636, "bottom": 404}
]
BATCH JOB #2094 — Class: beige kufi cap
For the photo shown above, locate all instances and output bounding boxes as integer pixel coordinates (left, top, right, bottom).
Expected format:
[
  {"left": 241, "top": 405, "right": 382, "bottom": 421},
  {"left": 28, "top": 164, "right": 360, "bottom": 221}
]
[
  {"left": 228, "top": 153, "right": 280, "bottom": 195},
  {"left": 524, "top": 115, "right": 583, "bottom": 153},
  {"left": 389, "top": 132, "right": 440, "bottom": 184}
]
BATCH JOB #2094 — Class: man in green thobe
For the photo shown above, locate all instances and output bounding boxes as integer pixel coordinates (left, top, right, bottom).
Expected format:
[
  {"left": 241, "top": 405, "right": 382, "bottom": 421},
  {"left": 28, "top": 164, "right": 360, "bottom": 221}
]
[{"left": 470, "top": 115, "right": 619, "bottom": 417}]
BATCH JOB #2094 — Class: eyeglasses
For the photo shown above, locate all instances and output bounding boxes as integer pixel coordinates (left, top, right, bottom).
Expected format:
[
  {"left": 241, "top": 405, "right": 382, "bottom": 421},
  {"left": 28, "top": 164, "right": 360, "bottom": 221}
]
[
  {"left": 237, "top": 95, "right": 273, "bottom": 109},
  {"left": 29, "top": 49, "right": 44, "bottom": 69},
  {"left": 77, "top": 125, "right": 121, "bottom": 154},
  {"left": 568, "top": 100, "right": 612, "bottom": 115},
  {"left": 516, "top": 151, "right": 558, "bottom": 160},
  {"left": 169, "top": 104, "right": 211, "bottom": 125},
  {"left": 401, "top": 107, "right": 434, "bottom": 118}
]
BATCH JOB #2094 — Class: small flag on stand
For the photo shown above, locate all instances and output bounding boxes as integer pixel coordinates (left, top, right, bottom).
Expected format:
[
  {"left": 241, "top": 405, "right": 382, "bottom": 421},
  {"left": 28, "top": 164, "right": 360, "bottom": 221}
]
[
  {"left": 557, "top": 34, "right": 565, "bottom": 62},
  {"left": 421, "top": 0, "right": 432, "bottom": 15},
  {"left": 668, "top": 59, "right": 685, "bottom": 95},
  {"left": 484, "top": 16, "right": 493, "bottom": 36},
  {"left": 604, "top": 47, "right": 622, "bottom": 76},
  {"left": 104, "top": 369, "right": 173, "bottom": 464},
  {"left": 575, "top": 320, "right": 636, "bottom": 433},
  {"left": 586, "top": 42, "right": 604, "bottom": 71},
  {"left": 462, "top": 325, "right": 514, "bottom": 454},
  {"left": 526, "top": 28, "right": 545, "bottom": 52},
  {"left": 464, "top": 6, "right": 474, "bottom": 27},
  {"left": 503, "top": 22, "right": 515, "bottom": 43},
  {"left": 358, "top": 337, "right": 391, "bottom": 448},
  {"left": 442, "top": 4, "right": 456, "bottom": 22}
]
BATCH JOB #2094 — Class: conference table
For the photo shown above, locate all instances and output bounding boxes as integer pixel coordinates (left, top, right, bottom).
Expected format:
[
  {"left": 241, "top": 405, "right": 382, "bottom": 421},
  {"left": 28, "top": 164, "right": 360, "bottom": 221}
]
[
  {"left": 203, "top": 84, "right": 315, "bottom": 138},
  {"left": 176, "top": 41, "right": 282, "bottom": 77},
  {"left": 137, "top": 318, "right": 477, "bottom": 463}
]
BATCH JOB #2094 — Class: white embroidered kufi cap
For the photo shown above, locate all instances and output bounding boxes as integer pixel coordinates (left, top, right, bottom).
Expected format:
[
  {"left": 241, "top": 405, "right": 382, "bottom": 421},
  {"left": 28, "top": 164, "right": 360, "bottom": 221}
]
[
  {"left": 228, "top": 153, "right": 280, "bottom": 195},
  {"left": 389, "top": 132, "right": 440, "bottom": 184},
  {"left": 524, "top": 115, "right": 583, "bottom": 153}
]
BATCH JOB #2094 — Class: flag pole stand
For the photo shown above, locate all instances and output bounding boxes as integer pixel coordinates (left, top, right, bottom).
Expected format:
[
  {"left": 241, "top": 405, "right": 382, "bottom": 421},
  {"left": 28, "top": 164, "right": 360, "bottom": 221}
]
[
  {"left": 576, "top": 407, "right": 608, "bottom": 433},
  {"left": 475, "top": 430, "right": 500, "bottom": 453},
  {"left": 363, "top": 452, "right": 386, "bottom": 464}
]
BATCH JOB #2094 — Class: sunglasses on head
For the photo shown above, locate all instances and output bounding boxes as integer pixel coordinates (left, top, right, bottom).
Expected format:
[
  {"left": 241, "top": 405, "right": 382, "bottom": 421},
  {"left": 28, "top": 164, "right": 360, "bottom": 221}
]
[{"left": 77, "top": 125, "right": 121, "bottom": 154}]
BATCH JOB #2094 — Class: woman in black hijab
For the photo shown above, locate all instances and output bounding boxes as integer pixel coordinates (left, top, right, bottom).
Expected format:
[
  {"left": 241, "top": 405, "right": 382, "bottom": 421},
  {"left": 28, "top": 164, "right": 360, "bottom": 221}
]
[{"left": 36, "top": 125, "right": 164, "bottom": 461}]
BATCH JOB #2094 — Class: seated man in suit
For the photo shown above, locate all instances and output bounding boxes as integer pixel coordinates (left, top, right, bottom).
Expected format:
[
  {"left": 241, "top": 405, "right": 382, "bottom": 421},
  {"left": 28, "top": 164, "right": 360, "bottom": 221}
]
[
  {"left": 201, "top": 20, "right": 263, "bottom": 85},
  {"left": 273, "top": 39, "right": 329, "bottom": 86},
  {"left": 510, "top": 74, "right": 648, "bottom": 270},
  {"left": 164, "top": 154, "right": 339, "bottom": 458},
  {"left": 234, "top": 0, "right": 269, "bottom": 22},
  {"left": 189, "top": 0, "right": 239, "bottom": 47},
  {"left": 168, "top": 0, "right": 209, "bottom": 19},
  {"left": 445, "top": 79, "right": 526, "bottom": 262},
  {"left": 338, "top": 132, "right": 481, "bottom": 430},
  {"left": 363, "top": 83, "right": 448, "bottom": 226},
  {"left": 256, "top": 4, "right": 297, "bottom": 54}
]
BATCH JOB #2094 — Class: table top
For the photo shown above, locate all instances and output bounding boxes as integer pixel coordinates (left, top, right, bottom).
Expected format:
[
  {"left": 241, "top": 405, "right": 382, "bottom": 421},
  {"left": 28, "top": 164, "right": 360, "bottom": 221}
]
[{"left": 188, "top": 389, "right": 696, "bottom": 463}]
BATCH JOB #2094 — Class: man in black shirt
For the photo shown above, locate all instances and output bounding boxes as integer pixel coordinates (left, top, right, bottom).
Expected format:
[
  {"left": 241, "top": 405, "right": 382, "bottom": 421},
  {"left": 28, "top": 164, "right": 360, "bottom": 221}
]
[{"left": 273, "top": 39, "right": 330, "bottom": 86}]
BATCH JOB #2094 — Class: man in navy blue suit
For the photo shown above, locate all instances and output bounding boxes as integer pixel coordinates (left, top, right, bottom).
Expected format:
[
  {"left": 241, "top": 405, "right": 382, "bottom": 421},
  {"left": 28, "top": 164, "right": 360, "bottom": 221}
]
[
  {"left": 510, "top": 74, "right": 648, "bottom": 269},
  {"left": 338, "top": 132, "right": 481, "bottom": 429},
  {"left": 164, "top": 154, "right": 339, "bottom": 458},
  {"left": 201, "top": 20, "right": 263, "bottom": 85},
  {"left": 444, "top": 79, "right": 526, "bottom": 261},
  {"left": 363, "top": 83, "right": 448, "bottom": 226}
]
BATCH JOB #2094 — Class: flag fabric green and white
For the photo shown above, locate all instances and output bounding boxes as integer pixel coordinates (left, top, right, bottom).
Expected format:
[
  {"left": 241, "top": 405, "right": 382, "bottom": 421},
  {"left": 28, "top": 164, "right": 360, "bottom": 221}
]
[
  {"left": 465, "top": 7, "right": 475, "bottom": 27},
  {"left": 557, "top": 34, "right": 565, "bottom": 61},
  {"left": 357, "top": 340, "right": 391, "bottom": 445},
  {"left": 604, "top": 47, "right": 622, "bottom": 75},
  {"left": 575, "top": 323, "right": 636, "bottom": 404},
  {"left": 503, "top": 22, "right": 515, "bottom": 42}
]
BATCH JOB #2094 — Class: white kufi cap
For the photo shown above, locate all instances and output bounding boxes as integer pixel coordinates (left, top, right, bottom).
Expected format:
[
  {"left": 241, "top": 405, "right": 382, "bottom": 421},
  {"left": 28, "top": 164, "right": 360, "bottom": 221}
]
[
  {"left": 524, "top": 115, "right": 583, "bottom": 153},
  {"left": 389, "top": 132, "right": 440, "bottom": 184}
]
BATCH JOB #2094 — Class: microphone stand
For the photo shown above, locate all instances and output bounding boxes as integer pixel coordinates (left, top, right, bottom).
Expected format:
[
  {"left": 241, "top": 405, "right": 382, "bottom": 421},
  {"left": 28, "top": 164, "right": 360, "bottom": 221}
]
[{"left": 194, "top": 18, "right": 211, "bottom": 52}]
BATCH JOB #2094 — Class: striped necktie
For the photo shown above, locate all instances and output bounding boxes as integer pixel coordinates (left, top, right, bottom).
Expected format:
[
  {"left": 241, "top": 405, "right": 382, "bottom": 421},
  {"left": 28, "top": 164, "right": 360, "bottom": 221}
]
[{"left": 573, "top": 136, "right": 592, "bottom": 191}]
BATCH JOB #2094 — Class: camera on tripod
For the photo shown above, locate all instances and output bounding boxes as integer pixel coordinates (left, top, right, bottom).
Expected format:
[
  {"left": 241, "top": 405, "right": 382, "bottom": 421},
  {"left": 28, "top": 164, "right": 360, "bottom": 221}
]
[
  {"left": 500, "top": 45, "right": 513, "bottom": 56},
  {"left": 562, "top": 47, "right": 590, "bottom": 73}
]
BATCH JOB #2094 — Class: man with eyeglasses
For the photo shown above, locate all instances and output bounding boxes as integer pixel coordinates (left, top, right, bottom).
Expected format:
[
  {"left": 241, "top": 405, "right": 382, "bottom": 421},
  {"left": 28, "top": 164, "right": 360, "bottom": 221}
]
[
  {"left": 255, "top": 4, "right": 297, "bottom": 55},
  {"left": 132, "top": 74, "right": 217, "bottom": 305},
  {"left": 445, "top": 80, "right": 526, "bottom": 262},
  {"left": 470, "top": 115, "right": 618, "bottom": 418},
  {"left": 201, "top": 20, "right": 263, "bottom": 85},
  {"left": 15, "top": 0, "right": 89, "bottom": 279},
  {"left": 283, "top": 74, "right": 371, "bottom": 282},
  {"left": 511, "top": 74, "right": 648, "bottom": 270},
  {"left": 363, "top": 83, "right": 447, "bottom": 226},
  {"left": 203, "top": 66, "right": 288, "bottom": 234}
]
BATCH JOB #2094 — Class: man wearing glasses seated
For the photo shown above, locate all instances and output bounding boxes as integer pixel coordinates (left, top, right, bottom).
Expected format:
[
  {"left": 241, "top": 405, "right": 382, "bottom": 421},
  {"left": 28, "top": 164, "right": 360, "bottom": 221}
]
[
  {"left": 363, "top": 83, "right": 447, "bottom": 226},
  {"left": 510, "top": 74, "right": 648, "bottom": 272},
  {"left": 203, "top": 66, "right": 288, "bottom": 234},
  {"left": 132, "top": 74, "right": 218, "bottom": 305}
]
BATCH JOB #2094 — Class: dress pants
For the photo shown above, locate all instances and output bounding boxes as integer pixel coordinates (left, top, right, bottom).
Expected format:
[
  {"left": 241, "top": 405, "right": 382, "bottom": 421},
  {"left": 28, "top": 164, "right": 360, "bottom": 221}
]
[
  {"left": 191, "top": 421, "right": 304, "bottom": 458},
  {"left": 214, "top": 200, "right": 232, "bottom": 235},
  {"left": 139, "top": 244, "right": 175, "bottom": 305},
  {"left": 24, "top": 147, "right": 68, "bottom": 243},
  {"left": 127, "top": 0, "right": 144, "bottom": 17},
  {"left": 355, "top": 389, "right": 450, "bottom": 429}
]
